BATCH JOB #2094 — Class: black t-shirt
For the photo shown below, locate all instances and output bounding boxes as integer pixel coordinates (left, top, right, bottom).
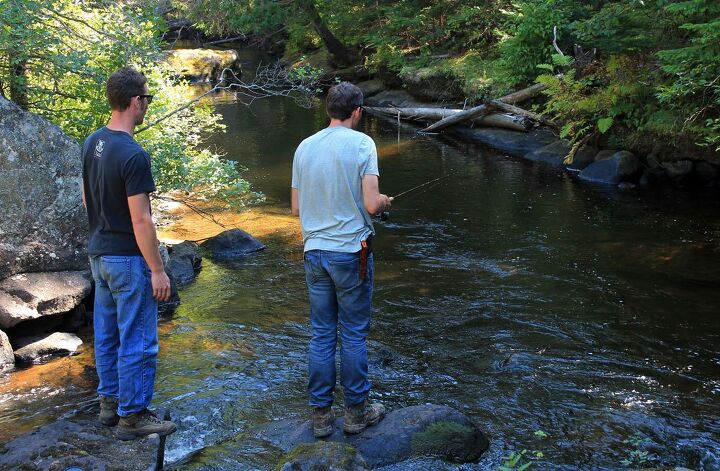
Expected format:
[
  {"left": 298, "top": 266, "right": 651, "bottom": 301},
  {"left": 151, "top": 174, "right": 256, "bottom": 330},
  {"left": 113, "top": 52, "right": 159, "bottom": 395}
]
[{"left": 82, "top": 127, "right": 156, "bottom": 256}]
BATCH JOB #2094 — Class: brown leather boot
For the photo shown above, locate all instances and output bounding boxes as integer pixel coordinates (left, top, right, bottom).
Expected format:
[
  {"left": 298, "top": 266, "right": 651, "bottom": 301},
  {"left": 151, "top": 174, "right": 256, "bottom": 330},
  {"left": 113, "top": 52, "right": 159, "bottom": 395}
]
[
  {"left": 343, "top": 398, "right": 385, "bottom": 434},
  {"left": 98, "top": 395, "right": 119, "bottom": 426},
  {"left": 312, "top": 406, "right": 334, "bottom": 438},
  {"left": 116, "top": 409, "right": 177, "bottom": 441}
]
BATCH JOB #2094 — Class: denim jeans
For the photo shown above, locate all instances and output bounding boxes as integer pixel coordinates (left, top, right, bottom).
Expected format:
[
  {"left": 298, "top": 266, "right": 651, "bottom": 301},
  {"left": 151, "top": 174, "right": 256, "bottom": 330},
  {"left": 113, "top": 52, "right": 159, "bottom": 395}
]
[
  {"left": 89, "top": 255, "right": 158, "bottom": 417},
  {"left": 304, "top": 249, "right": 373, "bottom": 408}
]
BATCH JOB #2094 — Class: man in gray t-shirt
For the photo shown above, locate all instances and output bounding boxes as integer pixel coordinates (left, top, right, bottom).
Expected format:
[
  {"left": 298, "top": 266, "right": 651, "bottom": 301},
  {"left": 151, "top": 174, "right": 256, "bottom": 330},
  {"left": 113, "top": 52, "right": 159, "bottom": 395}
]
[{"left": 291, "top": 82, "right": 391, "bottom": 438}]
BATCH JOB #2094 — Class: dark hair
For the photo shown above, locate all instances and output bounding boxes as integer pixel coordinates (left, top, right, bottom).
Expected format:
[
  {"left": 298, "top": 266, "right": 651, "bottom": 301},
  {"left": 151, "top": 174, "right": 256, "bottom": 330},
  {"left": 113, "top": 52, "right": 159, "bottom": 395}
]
[
  {"left": 326, "top": 82, "right": 363, "bottom": 120},
  {"left": 106, "top": 67, "right": 147, "bottom": 111}
]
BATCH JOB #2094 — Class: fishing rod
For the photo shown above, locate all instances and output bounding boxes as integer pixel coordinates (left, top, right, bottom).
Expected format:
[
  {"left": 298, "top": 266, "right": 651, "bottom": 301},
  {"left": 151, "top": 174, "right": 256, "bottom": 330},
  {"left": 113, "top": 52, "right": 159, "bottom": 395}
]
[{"left": 378, "top": 172, "right": 457, "bottom": 221}]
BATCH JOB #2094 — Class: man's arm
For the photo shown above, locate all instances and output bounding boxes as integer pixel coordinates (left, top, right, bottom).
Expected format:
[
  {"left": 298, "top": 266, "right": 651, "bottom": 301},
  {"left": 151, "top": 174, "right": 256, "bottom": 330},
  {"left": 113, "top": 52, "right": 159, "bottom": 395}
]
[
  {"left": 128, "top": 193, "right": 171, "bottom": 301},
  {"left": 361, "top": 175, "right": 392, "bottom": 215},
  {"left": 291, "top": 188, "right": 299, "bottom": 216}
]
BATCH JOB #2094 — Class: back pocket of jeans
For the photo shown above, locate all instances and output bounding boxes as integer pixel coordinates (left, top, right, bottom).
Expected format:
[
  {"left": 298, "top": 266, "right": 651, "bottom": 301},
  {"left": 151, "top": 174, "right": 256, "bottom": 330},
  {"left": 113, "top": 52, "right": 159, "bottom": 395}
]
[
  {"left": 328, "top": 258, "right": 361, "bottom": 290},
  {"left": 100, "top": 256, "right": 130, "bottom": 292}
]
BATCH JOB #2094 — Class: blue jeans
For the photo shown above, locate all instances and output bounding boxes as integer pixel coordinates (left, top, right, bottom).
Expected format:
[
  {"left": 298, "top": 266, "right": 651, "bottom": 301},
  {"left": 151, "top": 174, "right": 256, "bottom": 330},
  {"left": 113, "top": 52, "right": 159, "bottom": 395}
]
[
  {"left": 304, "top": 249, "right": 373, "bottom": 408},
  {"left": 89, "top": 255, "right": 158, "bottom": 417}
]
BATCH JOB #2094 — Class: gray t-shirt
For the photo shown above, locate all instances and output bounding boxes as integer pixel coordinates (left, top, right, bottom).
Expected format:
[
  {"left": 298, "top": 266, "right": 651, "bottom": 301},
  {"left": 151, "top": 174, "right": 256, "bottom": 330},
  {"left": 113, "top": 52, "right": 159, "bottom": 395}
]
[{"left": 291, "top": 126, "right": 379, "bottom": 252}]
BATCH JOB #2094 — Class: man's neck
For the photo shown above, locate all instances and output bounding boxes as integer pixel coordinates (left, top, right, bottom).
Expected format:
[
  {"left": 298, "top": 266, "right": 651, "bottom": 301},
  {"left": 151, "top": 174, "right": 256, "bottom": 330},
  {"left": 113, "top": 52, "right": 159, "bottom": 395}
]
[
  {"left": 106, "top": 112, "right": 136, "bottom": 137},
  {"left": 328, "top": 117, "right": 353, "bottom": 129}
]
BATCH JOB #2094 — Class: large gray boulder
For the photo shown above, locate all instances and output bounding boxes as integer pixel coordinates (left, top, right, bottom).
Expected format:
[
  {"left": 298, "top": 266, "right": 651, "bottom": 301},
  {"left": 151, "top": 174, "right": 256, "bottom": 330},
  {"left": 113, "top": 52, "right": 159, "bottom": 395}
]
[
  {"left": 0, "top": 329, "right": 13, "bottom": 372},
  {"left": 578, "top": 150, "right": 642, "bottom": 185},
  {"left": 201, "top": 228, "right": 265, "bottom": 260},
  {"left": 0, "top": 97, "right": 88, "bottom": 280},
  {"left": 452, "top": 126, "right": 558, "bottom": 158},
  {"left": 254, "top": 404, "right": 489, "bottom": 468},
  {"left": 0, "top": 270, "right": 92, "bottom": 329},
  {"left": 356, "top": 79, "right": 386, "bottom": 99},
  {"left": 12, "top": 331, "right": 83, "bottom": 364}
]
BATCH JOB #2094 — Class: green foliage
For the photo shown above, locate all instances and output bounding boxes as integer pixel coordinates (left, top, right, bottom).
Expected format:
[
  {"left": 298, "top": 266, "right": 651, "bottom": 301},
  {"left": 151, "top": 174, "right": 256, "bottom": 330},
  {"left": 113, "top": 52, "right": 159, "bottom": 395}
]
[
  {"left": 499, "top": 430, "right": 547, "bottom": 471},
  {"left": 0, "top": 0, "right": 262, "bottom": 207},
  {"left": 621, "top": 432, "right": 658, "bottom": 468}
]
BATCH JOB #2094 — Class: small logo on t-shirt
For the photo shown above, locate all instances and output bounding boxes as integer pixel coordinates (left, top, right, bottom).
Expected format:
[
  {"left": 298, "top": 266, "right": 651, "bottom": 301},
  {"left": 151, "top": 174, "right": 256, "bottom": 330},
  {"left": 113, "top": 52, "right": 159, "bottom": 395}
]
[{"left": 94, "top": 139, "right": 105, "bottom": 159}]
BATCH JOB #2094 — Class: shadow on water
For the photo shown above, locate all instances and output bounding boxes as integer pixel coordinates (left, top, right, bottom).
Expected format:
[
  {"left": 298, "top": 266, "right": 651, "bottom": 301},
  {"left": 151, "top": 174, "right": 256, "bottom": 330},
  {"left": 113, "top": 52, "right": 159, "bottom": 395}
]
[{"left": 1, "top": 48, "right": 719, "bottom": 470}]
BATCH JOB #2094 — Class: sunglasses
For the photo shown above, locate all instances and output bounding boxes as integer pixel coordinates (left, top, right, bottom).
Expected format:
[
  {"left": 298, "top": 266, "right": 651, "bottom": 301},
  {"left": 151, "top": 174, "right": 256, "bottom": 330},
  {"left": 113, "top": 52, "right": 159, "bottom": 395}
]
[{"left": 136, "top": 94, "right": 154, "bottom": 104}]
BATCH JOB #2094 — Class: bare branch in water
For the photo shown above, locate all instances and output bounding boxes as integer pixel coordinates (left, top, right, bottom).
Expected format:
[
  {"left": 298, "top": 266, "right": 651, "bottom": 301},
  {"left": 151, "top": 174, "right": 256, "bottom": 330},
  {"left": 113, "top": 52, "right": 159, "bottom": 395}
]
[{"left": 137, "top": 64, "right": 323, "bottom": 134}]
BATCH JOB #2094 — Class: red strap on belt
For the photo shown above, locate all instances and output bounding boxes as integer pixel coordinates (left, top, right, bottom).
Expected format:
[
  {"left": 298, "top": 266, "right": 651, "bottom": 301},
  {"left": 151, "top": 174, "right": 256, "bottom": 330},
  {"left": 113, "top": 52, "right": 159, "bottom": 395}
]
[{"left": 359, "top": 239, "right": 369, "bottom": 281}]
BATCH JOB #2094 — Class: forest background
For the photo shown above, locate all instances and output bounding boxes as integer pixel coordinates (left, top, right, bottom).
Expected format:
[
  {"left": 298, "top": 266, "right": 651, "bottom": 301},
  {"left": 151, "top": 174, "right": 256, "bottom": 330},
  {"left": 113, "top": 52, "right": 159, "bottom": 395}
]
[{"left": 1, "top": 0, "right": 719, "bottom": 204}]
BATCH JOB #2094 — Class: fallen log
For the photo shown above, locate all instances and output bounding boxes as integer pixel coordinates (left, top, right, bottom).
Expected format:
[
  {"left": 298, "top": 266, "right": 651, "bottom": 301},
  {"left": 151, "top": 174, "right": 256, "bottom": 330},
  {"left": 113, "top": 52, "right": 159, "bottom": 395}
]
[
  {"left": 421, "top": 83, "right": 547, "bottom": 133},
  {"left": 488, "top": 100, "right": 558, "bottom": 129},
  {"left": 365, "top": 106, "right": 533, "bottom": 132}
]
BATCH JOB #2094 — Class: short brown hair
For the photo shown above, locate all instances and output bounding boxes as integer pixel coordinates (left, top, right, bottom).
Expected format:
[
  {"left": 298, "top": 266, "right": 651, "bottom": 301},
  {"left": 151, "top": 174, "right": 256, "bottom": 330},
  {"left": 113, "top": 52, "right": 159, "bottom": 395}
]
[
  {"left": 326, "top": 82, "right": 363, "bottom": 120},
  {"left": 106, "top": 67, "right": 147, "bottom": 111}
]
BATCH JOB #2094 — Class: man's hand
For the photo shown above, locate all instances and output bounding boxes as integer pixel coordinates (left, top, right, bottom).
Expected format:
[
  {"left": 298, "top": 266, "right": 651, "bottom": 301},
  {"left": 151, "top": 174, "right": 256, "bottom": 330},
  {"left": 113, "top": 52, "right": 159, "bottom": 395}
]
[{"left": 151, "top": 270, "right": 171, "bottom": 302}]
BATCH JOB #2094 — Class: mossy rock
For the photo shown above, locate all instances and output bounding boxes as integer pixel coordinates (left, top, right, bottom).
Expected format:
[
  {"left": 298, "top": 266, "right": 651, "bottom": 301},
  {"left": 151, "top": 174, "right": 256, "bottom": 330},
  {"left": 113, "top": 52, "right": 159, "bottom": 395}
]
[
  {"left": 276, "top": 441, "right": 369, "bottom": 471},
  {"left": 164, "top": 48, "right": 240, "bottom": 82},
  {"left": 410, "top": 421, "right": 479, "bottom": 463}
]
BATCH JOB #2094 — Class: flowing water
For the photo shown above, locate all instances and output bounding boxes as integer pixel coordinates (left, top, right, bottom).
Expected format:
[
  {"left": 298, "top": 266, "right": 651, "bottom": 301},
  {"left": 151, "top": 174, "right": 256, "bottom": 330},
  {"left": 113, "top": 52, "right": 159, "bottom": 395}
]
[{"left": 1, "top": 49, "right": 719, "bottom": 470}]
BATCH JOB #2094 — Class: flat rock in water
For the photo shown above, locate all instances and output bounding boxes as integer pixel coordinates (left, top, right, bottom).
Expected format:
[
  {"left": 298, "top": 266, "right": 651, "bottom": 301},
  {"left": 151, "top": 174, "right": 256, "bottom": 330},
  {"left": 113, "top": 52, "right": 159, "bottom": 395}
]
[
  {"left": 0, "top": 270, "right": 92, "bottom": 329},
  {"left": 254, "top": 404, "right": 489, "bottom": 468},
  {"left": 451, "top": 127, "right": 557, "bottom": 158},
  {"left": 13, "top": 331, "right": 82, "bottom": 364},
  {"left": 201, "top": 229, "right": 265, "bottom": 260},
  {"left": 0, "top": 412, "right": 165, "bottom": 471}
]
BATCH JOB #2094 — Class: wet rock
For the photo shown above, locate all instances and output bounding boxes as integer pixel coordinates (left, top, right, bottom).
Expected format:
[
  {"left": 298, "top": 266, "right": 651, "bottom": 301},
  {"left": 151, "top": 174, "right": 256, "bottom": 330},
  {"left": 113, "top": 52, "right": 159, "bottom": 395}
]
[
  {"left": 164, "top": 48, "right": 240, "bottom": 82},
  {"left": 0, "top": 97, "right": 88, "bottom": 280},
  {"left": 0, "top": 329, "right": 13, "bottom": 372},
  {"left": 662, "top": 160, "right": 694, "bottom": 179},
  {"left": 523, "top": 140, "right": 597, "bottom": 169},
  {"left": 0, "top": 412, "right": 165, "bottom": 471},
  {"left": 578, "top": 151, "right": 642, "bottom": 185},
  {"left": 646, "top": 153, "right": 662, "bottom": 169},
  {"left": 201, "top": 228, "right": 265, "bottom": 260},
  {"left": 13, "top": 331, "right": 82, "bottom": 364},
  {"left": 357, "top": 79, "right": 386, "bottom": 99},
  {"left": 278, "top": 442, "right": 370, "bottom": 471},
  {"left": 158, "top": 245, "right": 181, "bottom": 317},
  {"left": 595, "top": 149, "right": 618, "bottom": 161},
  {"left": 618, "top": 182, "right": 637, "bottom": 190},
  {"left": 639, "top": 168, "right": 669, "bottom": 187},
  {"left": 451, "top": 127, "right": 558, "bottom": 158},
  {"left": 0, "top": 270, "right": 92, "bottom": 329},
  {"left": 254, "top": 404, "right": 489, "bottom": 468},
  {"left": 167, "top": 241, "right": 202, "bottom": 287}
]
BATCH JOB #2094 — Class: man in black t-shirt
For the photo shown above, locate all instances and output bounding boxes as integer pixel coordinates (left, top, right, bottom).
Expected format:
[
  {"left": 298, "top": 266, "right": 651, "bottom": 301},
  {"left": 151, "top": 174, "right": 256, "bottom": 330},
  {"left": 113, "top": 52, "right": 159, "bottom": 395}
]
[{"left": 82, "top": 67, "right": 176, "bottom": 440}]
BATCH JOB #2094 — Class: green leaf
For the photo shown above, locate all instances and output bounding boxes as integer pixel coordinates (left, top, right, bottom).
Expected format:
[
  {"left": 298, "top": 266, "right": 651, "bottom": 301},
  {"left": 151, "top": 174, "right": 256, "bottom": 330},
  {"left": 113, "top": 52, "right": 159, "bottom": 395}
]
[{"left": 597, "top": 117, "right": 614, "bottom": 134}]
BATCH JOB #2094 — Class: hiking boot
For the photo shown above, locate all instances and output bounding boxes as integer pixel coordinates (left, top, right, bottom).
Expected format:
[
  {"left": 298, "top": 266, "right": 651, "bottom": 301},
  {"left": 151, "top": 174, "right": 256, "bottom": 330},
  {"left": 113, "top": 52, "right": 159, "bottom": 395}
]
[
  {"left": 343, "top": 398, "right": 385, "bottom": 434},
  {"left": 312, "top": 406, "right": 334, "bottom": 438},
  {"left": 116, "top": 409, "right": 177, "bottom": 441},
  {"left": 99, "top": 395, "right": 119, "bottom": 426}
]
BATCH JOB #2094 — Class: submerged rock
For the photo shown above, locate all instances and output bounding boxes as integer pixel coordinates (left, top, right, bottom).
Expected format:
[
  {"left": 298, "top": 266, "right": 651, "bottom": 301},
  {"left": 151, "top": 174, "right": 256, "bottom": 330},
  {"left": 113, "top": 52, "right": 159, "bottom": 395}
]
[
  {"left": 201, "top": 229, "right": 265, "bottom": 260},
  {"left": 12, "top": 331, "right": 83, "bottom": 364},
  {"left": 278, "top": 442, "right": 370, "bottom": 471},
  {"left": 0, "top": 97, "right": 88, "bottom": 280},
  {"left": 164, "top": 48, "right": 240, "bottom": 82},
  {"left": 0, "top": 329, "right": 13, "bottom": 372},
  {"left": 254, "top": 404, "right": 489, "bottom": 468},
  {"left": 578, "top": 150, "right": 642, "bottom": 185},
  {"left": 0, "top": 412, "right": 166, "bottom": 471},
  {"left": 0, "top": 270, "right": 92, "bottom": 329}
]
